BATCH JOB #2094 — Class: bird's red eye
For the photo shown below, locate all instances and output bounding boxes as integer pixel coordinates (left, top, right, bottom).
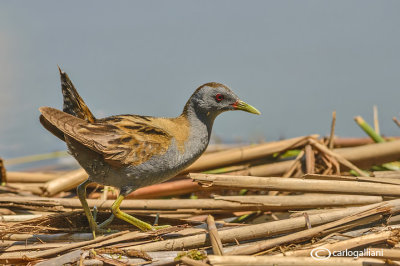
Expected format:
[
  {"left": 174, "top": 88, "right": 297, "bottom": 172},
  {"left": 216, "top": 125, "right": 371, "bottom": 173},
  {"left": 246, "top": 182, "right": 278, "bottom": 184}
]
[{"left": 215, "top": 93, "right": 224, "bottom": 102}]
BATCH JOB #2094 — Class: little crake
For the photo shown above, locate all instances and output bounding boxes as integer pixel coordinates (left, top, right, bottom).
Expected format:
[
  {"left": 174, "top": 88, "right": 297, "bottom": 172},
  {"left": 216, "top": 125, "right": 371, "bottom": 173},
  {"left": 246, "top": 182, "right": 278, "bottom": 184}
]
[{"left": 39, "top": 68, "right": 260, "bottom": 238}]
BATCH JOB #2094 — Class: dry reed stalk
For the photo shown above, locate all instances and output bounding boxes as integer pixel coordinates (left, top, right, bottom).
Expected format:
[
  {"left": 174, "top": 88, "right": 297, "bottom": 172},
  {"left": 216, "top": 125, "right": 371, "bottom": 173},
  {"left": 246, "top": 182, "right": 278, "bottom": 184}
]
[
  {"left": 0, "top": 158, "right": 6, "bottom": 183},
  {"left": 0, "top": 214, "right": 42, "bottom": 222},
  {"left": 182, "top": 135, "right": 317, "bottom": 173},
  {"left": 0, "top": 231, "right": 128, "bottom": 260},
  {"left": 41, "top": 169, "right": 88, "bottom": 196},
  {"left": 326, "top": 225, "right": 400, "bottom": 241},
  {"left": 6, "top": 171, "right": 62, "bottom": 183},
  {"left": 325, "top": 153, "right": 340, "bottom": 175},
  {"left": 80, "top": 251, "right": 180, "bottom": 266},
  {"left": 213, "top": 195, "right": 382, "bottom": 208},
  {"left": 7, "top": 183, "right": 44, "bottom": 195},
  {"left": 308, "top": 139, "right": 368, "bottom": 177},
  {"left": 246, "top": 139, "right": 400, "bottom": 176},
  {"left": 334, "top": 139, "right": 400, "bottom": 168},
  {"left": 207, "top": 215, "right": 224, "bottom": 255},
  {"left": 89, "top": 179, "right": 206, "bottom": 199},
  {"left": 365, "top": 248, "right": 400, "bottom": 260},
  {"left": 2, "top": 232, "right": 148, "bottom": 247},
  {"left": 328, "top": 110, "right": 336, "bottom": 149},
  {"left": 333, "top": 137, "right": 399, "bottom": 147},
  {"left": 3, "top": 242, "right": 75, "bottom": 253},
  {"left": 207, "top": 256, "right": 388, "bottom": 266},
  {"left": 372, "top": 171, "right": 400, "bottom": 178},
  {"left": 269, "top": 150, "right": 304, "bottom": 196},
  {"left": 305, "top": 145, "right": 315, "bottom": 174},
  {"left": 0, "top": 194, "right": 384, "bottom": 212},
  {"left": 304, "top": 173, "right": 400, "bottom": 186},
  {"left": 316, "top": 214, "right": 382, "bottom": 237},
  {"left": 2, "top": 232, "right": 94, "bottom": 242},
  {"left": 0, "top": 209, "right": 15, "bottom": 215},
  {"left": 129, "top": 199, "right": 400, "bottom": 252},
  {"left": 289, "top": 207, "right": 347, "bottom": 218},
  {"left": 84, "top": 231, "right": 151, "bottom": 250},
  {"left": 283, "top": 150, "right": 304, "bottom": 178},
  {"left": 127, "top": 178, "right": 203, "bottom": 198},
  {"left": 227, "top": 206, "right": 387, "bottom": 255},
  {"left": 319, "top": 152, "right": 333, "bottom": 175},
  {"left": 190, "top": 173, "right": 400, "bottom": 196},
  {"left": 275, "top": 229, "right": 397, "bottom": 257},
  {"left": 393, "top": 117, "right": 400, "bottom": 128},
  {"left": 388, "top": 214, "right": 400, "bottom": 225},
  {"left": 246, "top": 160, "right": 291, "bottom": 176},
  {"left": 374, "top": 105, "right": 380, "bottom": 135},
  {"left": 205, "top": 143, "right": 243, "bottom": 153}
]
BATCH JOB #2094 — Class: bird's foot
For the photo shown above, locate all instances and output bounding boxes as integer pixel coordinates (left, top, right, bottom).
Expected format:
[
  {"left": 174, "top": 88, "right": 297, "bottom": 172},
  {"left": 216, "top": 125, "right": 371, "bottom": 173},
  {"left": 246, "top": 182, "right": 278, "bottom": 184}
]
[
  {"left": 93, "top": 206, "right": 115, "bottom": 226},
  {"left": 134, "top": 220, "right": 171, "bottom": 232},
  {"left": 89, "top": 223, "right": 119, "bottom": 238},
  {"left": 149, "top": 213, "right": 171, "bottom": 231},
  {"left": 95, "top": 226, "right": 118, "bottom": 234},
  {"left": 90, "top": 206, "right": 118, "bottom": 237},
  {"left": 150, "top": 224, "right": 171, "bottom": 231}
]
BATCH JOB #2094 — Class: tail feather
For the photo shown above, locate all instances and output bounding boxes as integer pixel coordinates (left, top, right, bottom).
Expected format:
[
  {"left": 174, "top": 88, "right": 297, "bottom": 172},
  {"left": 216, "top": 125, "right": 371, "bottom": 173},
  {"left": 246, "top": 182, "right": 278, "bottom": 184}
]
[
  {"left": 58, "top": 66, "right": 96, "bottom": 123},
  {"left": 40, "top": 67, "right": 97, "bottom": 141}
]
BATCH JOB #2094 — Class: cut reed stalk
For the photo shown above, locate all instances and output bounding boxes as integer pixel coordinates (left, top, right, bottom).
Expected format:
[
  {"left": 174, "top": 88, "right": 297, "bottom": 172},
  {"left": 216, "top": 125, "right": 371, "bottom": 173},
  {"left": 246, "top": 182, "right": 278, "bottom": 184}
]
[
  {"left": 41, "top": 169, "right": 88, "bottom": 196},
  {"left": 190, "top": 173, "right": 400, "bottom": 196},
  {"left": 207, "top": 215, "right": 224, "bottom": 255},
  {"left": 0, "top": 194, "right": 383, "bottom": 211}
]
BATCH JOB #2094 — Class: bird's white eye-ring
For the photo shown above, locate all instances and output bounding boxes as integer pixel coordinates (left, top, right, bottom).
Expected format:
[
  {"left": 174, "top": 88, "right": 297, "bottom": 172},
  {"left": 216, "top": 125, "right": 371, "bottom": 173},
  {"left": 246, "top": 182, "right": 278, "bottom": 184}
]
[{"left": 215, "top": 93, "right": 224, "bottom": 102}]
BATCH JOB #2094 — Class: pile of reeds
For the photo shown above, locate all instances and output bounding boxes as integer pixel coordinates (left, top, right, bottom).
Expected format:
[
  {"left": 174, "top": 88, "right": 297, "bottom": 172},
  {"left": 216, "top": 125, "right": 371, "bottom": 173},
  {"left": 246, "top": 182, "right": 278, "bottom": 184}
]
[{"left": 2, "top": 113, "right": 400, "bottom": 265}]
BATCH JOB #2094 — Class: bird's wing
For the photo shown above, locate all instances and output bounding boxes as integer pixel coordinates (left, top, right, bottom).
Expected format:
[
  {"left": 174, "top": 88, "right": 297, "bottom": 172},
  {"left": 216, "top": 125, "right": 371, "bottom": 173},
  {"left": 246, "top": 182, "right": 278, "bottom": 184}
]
[
  {"left": 39, "top": 114, "right": 66, "bottom": 141},
  {"left": 39, "top": 107, "right": 172, "bottom": 167}
]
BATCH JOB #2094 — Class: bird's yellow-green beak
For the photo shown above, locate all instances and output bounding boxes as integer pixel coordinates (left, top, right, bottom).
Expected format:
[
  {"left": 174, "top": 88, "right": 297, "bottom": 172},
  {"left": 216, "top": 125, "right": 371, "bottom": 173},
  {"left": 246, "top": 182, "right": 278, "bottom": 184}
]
[{"left": 232, "top": 100, "right": 261, "bottom": 115}]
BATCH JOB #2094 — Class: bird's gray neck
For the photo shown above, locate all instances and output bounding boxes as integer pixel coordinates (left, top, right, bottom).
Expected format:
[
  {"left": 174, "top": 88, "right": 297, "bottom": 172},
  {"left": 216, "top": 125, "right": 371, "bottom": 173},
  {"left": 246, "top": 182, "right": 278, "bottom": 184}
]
[{"left": 180, "top": 102, "right": 216, "bottom": 160}]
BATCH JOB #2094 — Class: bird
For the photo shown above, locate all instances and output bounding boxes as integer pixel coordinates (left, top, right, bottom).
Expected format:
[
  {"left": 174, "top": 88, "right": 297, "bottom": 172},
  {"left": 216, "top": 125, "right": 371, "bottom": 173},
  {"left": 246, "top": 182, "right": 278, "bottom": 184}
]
[{"left": 39, "top": 67, "right": 261, "bottom": 238}]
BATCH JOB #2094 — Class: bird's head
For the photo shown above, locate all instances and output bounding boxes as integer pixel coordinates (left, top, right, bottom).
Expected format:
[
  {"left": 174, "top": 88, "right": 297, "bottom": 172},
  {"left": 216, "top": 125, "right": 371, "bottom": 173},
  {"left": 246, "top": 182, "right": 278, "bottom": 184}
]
[{"left": 183, "top": 82, "right": 261, "bottom": 118}]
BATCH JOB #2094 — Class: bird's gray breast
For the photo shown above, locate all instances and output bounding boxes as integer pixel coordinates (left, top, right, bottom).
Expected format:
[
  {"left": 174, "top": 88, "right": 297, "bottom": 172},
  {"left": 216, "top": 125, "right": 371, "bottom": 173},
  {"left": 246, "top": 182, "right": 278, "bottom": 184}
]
[{"left": 120, "top": 137, "right": 207, "bottom": 188}]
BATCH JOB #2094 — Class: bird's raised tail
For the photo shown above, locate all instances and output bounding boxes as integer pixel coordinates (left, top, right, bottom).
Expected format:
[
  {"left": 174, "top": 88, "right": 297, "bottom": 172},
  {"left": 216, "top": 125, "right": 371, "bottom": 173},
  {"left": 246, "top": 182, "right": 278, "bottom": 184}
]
[
  {"left": 58, "top": 66, "right": 96, "bottom": 122},
  {"left": 40, "top": 67, "right": 96, "bottom": 141}
]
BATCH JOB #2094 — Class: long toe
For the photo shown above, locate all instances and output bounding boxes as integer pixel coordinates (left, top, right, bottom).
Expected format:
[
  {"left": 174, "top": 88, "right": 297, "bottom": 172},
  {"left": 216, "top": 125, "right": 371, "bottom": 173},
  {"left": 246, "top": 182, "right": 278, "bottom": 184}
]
[
  {"left": 95, "top": 226, "right": 119, "bottom": 234},
  {"left": 151, "top": 224, "right": 171, "bottom": 231},
  {"left": 97, "top": 214, "right": 115, "bottom": 229}
]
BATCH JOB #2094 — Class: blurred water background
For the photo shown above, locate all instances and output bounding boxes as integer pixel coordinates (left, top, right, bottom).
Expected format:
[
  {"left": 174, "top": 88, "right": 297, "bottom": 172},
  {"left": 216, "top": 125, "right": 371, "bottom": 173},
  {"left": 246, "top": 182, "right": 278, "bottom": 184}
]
[{"left": 1, "top": 1, "right": 400, "bottom": 170}]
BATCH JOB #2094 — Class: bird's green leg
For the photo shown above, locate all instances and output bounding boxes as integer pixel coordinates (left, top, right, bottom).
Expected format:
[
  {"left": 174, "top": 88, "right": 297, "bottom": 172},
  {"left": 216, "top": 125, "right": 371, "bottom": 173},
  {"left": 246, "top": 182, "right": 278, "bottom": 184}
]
[
  {"left": 111, "top": 195, "right": 170, "bottom": 231},
  {"left": 97, "top": 213, "right": 115, "bottom": 229},
  {"left": 77, "top": 179, "right": 116, "bottom": 237},
  {"left": 77, "top": 179, "right": 98, "bottom": 238}
]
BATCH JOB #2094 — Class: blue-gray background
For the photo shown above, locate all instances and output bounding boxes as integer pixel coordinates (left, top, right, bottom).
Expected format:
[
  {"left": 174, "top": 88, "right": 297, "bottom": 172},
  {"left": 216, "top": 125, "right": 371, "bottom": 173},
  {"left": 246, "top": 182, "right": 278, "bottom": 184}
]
[{"left": 1, "top": 1, "right": 400, "bottom": 161}]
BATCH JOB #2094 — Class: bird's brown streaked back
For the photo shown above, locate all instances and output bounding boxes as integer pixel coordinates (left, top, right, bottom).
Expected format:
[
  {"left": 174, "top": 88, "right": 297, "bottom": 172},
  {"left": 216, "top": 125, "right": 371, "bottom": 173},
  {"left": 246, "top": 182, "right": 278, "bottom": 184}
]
[
  {"left": 39, "top": 106, "right": 176, "bottom": 167},
  {"left": 97, "top": 114, "right": 190, "bottom": 153}
]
